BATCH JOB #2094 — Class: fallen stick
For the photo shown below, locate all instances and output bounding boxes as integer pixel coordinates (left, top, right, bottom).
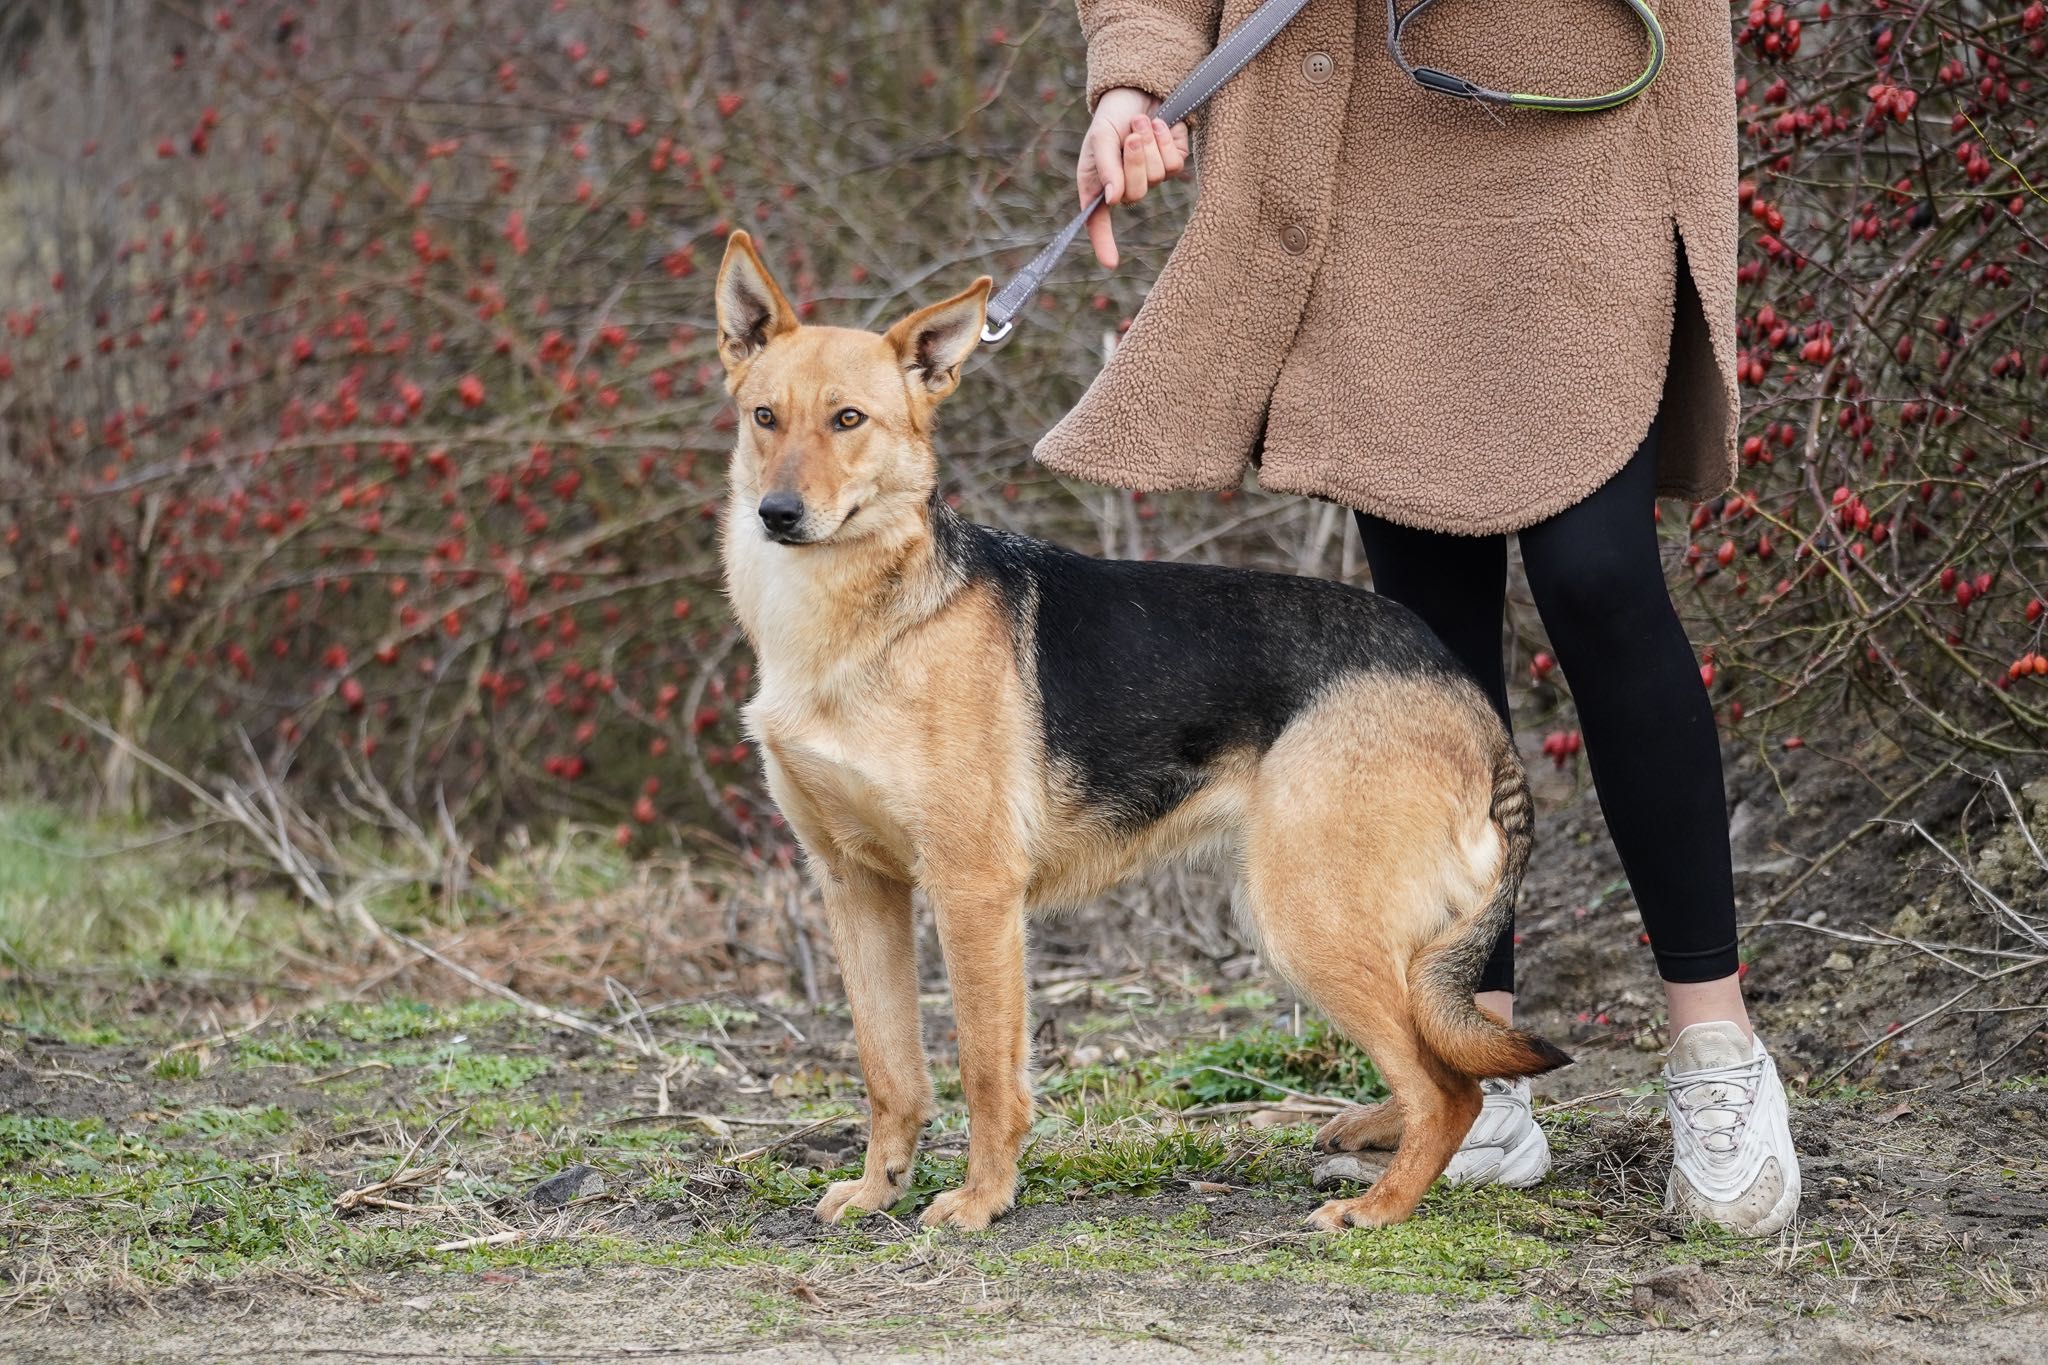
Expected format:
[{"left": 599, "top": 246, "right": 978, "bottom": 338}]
[
  {"left": 722, "top": 1112, "right": 856, "bottom": 1165},
  {"left": 386, "top": 930, "right": 645, "bottom": 1056},
  {"left": 1818, "top": 954, "right": 2047, "bottom": 1085},
  {"left": 1742, "top": 761, "right": 1947, "bottom": 927},
  {"left": 431, "top": 1230, "right": 524, "bottom": 1254},
  {"left": 606, "top": 1111, "right": 826, "bottom": 1131},
  {"left": 1184, "top": 1065, "right": 1356, "bottom": 1110},
  {"left": 308, "top": 1060, "right": 395, "bottom": 1085},
  {"left": 160, "top": 1011, "right": 273, "bottom": 1056},
  {"left": 349, "top": 1196, "right": 441, "bottom": 1214},
  {"left": 1176, "top": 1099, "right": 1342, "bottom": 1119},
  {"left": 333, "top": 1163, "right": 450, "bottom": 1213}
]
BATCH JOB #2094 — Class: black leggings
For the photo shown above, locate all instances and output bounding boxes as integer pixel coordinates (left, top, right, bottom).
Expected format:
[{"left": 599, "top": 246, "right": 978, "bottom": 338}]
[{"left": 1354, "top": 412, "right": 1740, "bottom": 992}]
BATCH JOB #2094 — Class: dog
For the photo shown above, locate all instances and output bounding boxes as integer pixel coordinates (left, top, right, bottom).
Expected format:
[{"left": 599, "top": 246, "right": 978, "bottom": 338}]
[{"left": 712, "top": 231, "right": 1571, "bottom": 1233}]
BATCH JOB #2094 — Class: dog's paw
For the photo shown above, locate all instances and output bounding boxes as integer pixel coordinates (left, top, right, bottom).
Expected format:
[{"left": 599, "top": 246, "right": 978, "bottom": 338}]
[
  {"left": 1305, "top": 1195, "right": 1407, "bottom": 1232},
  {"left": 918, "top": 1184, "right": 1012, "bottom": 1232},
  {"left": 815, "top": 1173, "right": 907, "bottom": 1225}
]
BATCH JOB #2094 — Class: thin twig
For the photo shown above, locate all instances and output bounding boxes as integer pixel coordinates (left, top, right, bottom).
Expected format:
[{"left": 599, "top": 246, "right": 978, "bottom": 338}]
[
  {"left": 385, "top": 929, "right": 652, "bottom": 1057},
  {"left": 430, "top": 1230, "right": 525, "bottom": 1254},
  {"left": 1819, "top": 955, "right": 2048, "bottom": 1085},
  {"left": 1184, "top": 1065, "right": 1358, "bottom": 1111},
  {"left": 721, "top": 1111, "right": 857, "bottom": 1165}
]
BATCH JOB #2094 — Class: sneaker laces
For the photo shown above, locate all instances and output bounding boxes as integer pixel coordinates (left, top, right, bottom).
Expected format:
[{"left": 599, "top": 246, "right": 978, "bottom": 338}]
[{"left": 1667, "top": 1053, "right": 1767, "bottom": 1155}]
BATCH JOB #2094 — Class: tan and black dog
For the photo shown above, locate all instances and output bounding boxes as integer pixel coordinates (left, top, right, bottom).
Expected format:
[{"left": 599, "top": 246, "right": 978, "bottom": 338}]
[{"left": 714, "top": 231, "right": 1570, "bottom": 1233}]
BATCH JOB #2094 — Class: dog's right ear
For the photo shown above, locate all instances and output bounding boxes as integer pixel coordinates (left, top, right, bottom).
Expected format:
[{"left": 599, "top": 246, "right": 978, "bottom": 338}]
[{"left": 715, "top": 231, "right": 798, "bottom": 375}]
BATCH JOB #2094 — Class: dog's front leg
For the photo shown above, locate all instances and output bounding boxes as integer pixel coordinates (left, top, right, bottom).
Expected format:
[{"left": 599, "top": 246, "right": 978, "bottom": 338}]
[
  {"left": 920, "top": 880, "right": 1032, "bottom": 1231},
  {"left": 813, "top": 865, "right": 931, "bottom": 1225}
]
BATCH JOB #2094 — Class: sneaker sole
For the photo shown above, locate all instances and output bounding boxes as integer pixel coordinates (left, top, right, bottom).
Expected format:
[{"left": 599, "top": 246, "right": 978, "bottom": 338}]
[{"left": 1665, "top": 1162, "right": 1802, "bottom": 1238}]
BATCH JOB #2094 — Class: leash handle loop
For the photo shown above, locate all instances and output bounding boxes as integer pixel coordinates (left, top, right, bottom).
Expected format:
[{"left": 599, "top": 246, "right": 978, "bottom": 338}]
[{"left": 1385, "top": 0, "right": 1666, "bottom": 114}]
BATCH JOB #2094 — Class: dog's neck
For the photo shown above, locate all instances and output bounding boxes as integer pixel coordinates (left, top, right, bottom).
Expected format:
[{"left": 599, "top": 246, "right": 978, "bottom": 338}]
[{"left": 722, "top": 492, "right": 958, "bottom": 700}]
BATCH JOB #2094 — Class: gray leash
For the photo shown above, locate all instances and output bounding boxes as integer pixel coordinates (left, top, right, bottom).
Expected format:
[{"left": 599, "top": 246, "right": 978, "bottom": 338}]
[
  {"left": 977, "top": 0, "right": 1664, "bottom": 345},
  {"left": 979, "top": 0, "right": 1314, "bottom": 344}
]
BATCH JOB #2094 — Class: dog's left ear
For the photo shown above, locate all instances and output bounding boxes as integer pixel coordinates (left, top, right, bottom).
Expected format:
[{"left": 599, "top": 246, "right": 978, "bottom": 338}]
[
  {"left": 884, "top": 277, "right": 993, "bottom": 403},
  {"left": 715, "top": 231, "right": 799, "bottom": 376}
]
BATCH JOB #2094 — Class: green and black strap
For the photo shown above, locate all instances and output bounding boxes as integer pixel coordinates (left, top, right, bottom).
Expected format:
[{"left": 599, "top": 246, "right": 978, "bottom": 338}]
[{"left": 1386, "top": 0, "right": 1665, "bottom": 113}]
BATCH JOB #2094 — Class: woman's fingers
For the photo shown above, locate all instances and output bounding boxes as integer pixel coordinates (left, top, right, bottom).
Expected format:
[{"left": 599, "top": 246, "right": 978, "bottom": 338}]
[
  {"left": 1137, "top": 118, "right": 1167, "bottom": 191},
  {"left": 1121, "top": 123, "right": 1152, "bottom": 204},
  {"left": 1156, "top": 118, "right": 1187, "bottom": 177},
  {"left": 1073, "top": 95, "right": 1184, "bottom": 269},
  {"left": 1080, "top": 114, "right": 1124, "bottom": 267},
  {"left": 1085, "top": 198, "right": 1119, "bottom": 269},
  {"left": 1087, "top": 119, "right": 1124, "bottom": 204}
]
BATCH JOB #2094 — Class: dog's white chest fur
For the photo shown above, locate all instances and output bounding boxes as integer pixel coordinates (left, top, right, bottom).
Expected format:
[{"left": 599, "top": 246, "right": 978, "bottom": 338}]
[{"left": 746, "top": 679, "right": 926, "bottom": 880}]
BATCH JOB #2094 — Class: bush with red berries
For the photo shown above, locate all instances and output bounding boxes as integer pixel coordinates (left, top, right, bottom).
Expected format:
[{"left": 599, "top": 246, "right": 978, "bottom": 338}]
[
  {"left": 0, "top": 2, "right": 2038, "bottom": 864},
  {"left": 1685, "top": 0, "right": 2045, "bottom": 759}
]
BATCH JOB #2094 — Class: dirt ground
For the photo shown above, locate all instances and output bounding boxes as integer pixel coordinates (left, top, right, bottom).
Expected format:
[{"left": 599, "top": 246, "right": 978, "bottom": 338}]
[{"left": 1, "top": 733, "right": 2044, "bottom": 1362}]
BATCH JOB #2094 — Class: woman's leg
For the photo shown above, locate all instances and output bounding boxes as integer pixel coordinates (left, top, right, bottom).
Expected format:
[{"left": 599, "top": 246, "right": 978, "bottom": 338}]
[
  {"left": 1514, "top": 413, "right": 1749, "bottom": 1036},
  {"left": 1517, "top": 434, "right": 1802, "bottom": 1235},
  {"left": 1352, "top": 510, "right": 1516, "bottom": 1016}
]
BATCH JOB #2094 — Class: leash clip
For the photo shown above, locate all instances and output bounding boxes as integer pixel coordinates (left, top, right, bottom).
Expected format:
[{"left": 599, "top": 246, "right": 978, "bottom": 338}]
[{"left": 980, "top": 318, "right": 1015, "bottom": 346}]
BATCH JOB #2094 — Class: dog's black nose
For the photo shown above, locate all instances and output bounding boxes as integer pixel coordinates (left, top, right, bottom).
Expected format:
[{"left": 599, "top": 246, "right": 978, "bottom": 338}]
[{"left": 758, "top": 492, "right": 805, "bottom": 538}]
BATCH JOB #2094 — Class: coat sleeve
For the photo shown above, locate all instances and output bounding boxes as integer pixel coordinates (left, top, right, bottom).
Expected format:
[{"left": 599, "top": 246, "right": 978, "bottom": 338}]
[{"left": 1076, "top": 0, "right": 1224, "bottom": 110}]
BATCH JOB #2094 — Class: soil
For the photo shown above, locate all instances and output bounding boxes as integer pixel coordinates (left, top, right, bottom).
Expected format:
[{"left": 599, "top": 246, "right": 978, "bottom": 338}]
[{"left": 1, "top": 732, "right": 2043, "bottom": 1362}]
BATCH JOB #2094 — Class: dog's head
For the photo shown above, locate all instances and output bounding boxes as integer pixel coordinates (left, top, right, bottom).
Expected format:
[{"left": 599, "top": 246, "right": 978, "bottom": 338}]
[{"left": 714, "top": 232, "right": 990, "bottom": 548}]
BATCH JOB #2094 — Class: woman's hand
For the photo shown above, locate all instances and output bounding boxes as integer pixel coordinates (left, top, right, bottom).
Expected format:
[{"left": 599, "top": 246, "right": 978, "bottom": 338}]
[{"left": 1078, "top": 87, "right": 1190, "bottom": 269}]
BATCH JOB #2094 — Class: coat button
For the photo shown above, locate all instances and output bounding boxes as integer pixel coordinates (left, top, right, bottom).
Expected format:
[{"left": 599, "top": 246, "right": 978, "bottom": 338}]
[
  {"left": 1302, "top": 51, "right": 1334, "bottom": 83},
  {"left": 1281, "top": 224, "right": 1309, "bottom": 255}
]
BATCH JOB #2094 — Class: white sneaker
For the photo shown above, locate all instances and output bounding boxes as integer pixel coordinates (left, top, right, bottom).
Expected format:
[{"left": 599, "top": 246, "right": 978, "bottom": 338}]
[
  {"left": 1662, "top": 1021, "right": 1801, "bottom": 1237},
  {"left": 1443, "top": 1078, "right": 1552, "bottom": 1188}
]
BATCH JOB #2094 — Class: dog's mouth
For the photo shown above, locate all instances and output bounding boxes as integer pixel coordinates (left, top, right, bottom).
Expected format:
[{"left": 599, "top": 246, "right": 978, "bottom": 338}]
[{"left": 767, "top": 503, "right": 859, "bottom": 547}]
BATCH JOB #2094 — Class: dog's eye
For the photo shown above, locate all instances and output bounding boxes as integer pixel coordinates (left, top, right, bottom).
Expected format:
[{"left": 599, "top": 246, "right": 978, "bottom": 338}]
[
  {"left": 752, "top": 406, "right": 775, "bottom": 429},
  {"left": 832, "top": 408, "right": 866, "bottom": 430}
]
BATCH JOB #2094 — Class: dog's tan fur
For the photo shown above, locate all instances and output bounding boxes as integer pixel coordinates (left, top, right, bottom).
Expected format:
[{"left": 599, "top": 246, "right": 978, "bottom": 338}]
[{"left": 714, "top": 232, "right": 1563, "bottom": 1233}]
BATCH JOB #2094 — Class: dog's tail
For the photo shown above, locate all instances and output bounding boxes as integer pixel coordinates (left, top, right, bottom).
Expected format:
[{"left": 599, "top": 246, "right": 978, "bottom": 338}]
[{"left": 1408, "top": 726, "right": 1574, "bottom": 1081}]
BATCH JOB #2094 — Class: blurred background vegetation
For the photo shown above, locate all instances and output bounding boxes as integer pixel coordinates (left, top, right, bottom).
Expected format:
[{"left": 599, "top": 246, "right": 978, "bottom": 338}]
[{"left": 0, "top": 1, "right": 2040, "bottom": 984}]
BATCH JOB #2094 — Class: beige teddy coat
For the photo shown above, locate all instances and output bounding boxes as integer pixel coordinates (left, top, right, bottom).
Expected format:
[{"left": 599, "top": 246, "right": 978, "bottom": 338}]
[{"left": 1035, "top": 0, "right": 1742, "bottom": 534}]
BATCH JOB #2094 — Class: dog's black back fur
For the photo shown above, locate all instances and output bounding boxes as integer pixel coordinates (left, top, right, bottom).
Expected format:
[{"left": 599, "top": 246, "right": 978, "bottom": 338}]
[{"left": 933, "top": 503, "right": 1478, "bottom": 829}]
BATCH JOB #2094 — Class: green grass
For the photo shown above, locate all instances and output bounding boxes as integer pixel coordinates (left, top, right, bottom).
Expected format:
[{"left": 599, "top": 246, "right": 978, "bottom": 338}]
[
  {"left": 154, "top": 1103, "right": 297, "bottom": 1143},
  {"left": 981, "top": 1187, "right": 1583, "bottom": 1298},
  {"left": 1164, "top": 1017, "right": 1385, "bottom": 1106},
  {"left": 0, "top": 803, "right": 301, "bottom": 976},
  {"left": 0, "top": 799, "right": 656, "bottom": 1000},
  {"left": 732, "top": 1116, "right": 1320, "bottom": 1219},
  {"left": 0, "top": 1115, "right": 349, "bottom": 1283},
  {"left": 433, "top": 1050, "right": 551, "bottom": 1095},
  {"left": 303, "top": 998, "right": 525, "bottom": 1044},
  {"left": 1039, "top": 1015, "right": 1384, "bottom": 1126}
]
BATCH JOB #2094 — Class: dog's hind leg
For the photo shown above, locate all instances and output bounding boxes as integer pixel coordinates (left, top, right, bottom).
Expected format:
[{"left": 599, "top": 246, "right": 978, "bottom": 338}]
[
  {"left": 815, "top": 865, "right": 932, "bottom": 1224},
  {"left": 1249, "top": 876, "right": 1478, "bottom": 1226},
  {"left": 1242, "top": 682, "right": 1495, "bottom": 1228},
  {"left": 1246, "top": 869, "right": 1480, "bottom": 1228}
]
